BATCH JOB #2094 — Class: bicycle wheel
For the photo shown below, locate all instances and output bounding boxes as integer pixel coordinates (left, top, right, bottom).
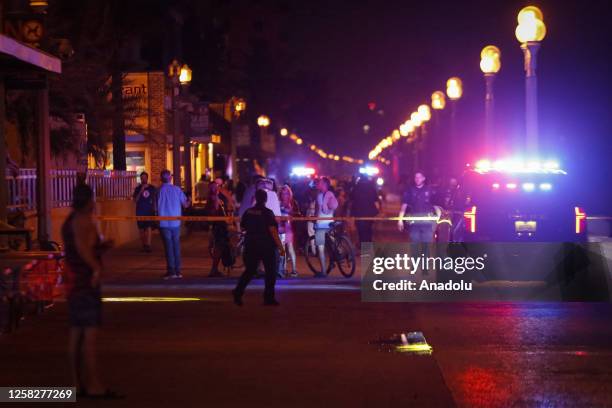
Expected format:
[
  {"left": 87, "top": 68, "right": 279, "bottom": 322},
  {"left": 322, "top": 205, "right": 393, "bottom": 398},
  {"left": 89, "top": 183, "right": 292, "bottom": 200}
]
[
  {"left": 304, "top": 235, "right": 332, "bottom": 274},
  {"left": 335, "top": 236, "right": 356, "bottom": 278},
  {"left": 229, "top": 232, "right": 244, "bottom": 269}
]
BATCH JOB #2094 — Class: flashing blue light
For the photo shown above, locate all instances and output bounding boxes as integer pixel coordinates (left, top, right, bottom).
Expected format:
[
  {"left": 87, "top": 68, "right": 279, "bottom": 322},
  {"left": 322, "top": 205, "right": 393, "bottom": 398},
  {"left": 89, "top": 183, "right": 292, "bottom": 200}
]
[
  {"left": 359, "top": 166, "right": 380, "bottom": 176},
  {"left": 522, "top": 182, "right": 535, "bottom": 192},
  {"left": 291, "top": 166, "right": 315, "bottom": 177},
  {"left": 539, "top": 182, "right": 552, "bottom": 191}
]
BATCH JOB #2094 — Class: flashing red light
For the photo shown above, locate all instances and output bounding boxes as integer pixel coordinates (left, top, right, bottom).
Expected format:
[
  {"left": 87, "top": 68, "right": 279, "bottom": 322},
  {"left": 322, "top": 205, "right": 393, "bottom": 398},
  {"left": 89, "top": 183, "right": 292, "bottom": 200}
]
[
  {"left": 464, "top": 206, "right": 477, "bottom": 233},
  {"left": 575, "top": 207, "right": 586, "bottom": 234},
  {"left": 368, "top": 102, "right": 376, "bottom": 111}
]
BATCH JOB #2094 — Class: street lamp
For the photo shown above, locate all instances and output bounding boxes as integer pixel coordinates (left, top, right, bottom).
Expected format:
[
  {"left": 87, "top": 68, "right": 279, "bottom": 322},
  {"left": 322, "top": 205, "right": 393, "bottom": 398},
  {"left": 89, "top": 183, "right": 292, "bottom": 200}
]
[
  {"left": 280, "top": 128, "right": 288, "bottom": 136},
  {"left": 480, "top": 45, "right": 501, "bottom": 150},
  {"left": 446, "top": 77, "right": 463, "bottom": 173},
  {"left": 168, "top": 59, "right": 192, "bottom": 187},
  {"left": 417, "top": 104, "right": 431, "bottom": 122},
  {"left": 431, "top": 91, "right": 446, "bottom": 110},
  {"left": 516, "top": 5, "right": 546, "bottom": 153},
  {"left": 257, "top": 115, "right": 270, "bottom": 127}
]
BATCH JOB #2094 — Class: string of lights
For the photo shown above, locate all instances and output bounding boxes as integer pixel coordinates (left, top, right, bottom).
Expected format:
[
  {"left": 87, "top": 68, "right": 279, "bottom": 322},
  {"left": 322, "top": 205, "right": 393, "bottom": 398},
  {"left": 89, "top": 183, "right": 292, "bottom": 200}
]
[{"left": 367, "top": 77, "right": 462, "bottom": 162}]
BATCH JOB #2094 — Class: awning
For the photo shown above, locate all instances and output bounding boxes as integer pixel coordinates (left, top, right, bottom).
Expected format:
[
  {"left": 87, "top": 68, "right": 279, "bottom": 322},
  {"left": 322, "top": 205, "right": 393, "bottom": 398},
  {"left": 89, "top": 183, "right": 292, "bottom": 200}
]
[{"left": 0, "top": 34, "right": 61, "bottom": 74}]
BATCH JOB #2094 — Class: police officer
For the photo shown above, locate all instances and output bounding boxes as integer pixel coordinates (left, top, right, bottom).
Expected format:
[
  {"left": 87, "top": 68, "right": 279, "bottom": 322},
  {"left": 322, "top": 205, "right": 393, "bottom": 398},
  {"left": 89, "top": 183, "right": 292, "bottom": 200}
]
[
  {"left": 232, "top": 189, "right": 286, "bottom": 306},
  {"left": 397, "top": 171, "right": 437, "bottom": 244}
]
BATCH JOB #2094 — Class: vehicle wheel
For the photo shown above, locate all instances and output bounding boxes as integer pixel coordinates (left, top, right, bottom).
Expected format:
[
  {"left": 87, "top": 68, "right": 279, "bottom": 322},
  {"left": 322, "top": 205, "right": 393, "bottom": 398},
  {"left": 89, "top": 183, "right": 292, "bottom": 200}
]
[
  {"left": 304, "top": 235, "right": 332, "bottom": 274},
  {"left": 335, "top": 236, "right": 356, "bottom": 278}
]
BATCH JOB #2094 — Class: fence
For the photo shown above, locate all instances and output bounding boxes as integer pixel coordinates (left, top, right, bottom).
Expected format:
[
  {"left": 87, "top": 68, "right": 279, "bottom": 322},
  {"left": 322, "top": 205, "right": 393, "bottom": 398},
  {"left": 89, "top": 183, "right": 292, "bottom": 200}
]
[{"left": 6, "top": 169, "right": 138, "bottom": 211}]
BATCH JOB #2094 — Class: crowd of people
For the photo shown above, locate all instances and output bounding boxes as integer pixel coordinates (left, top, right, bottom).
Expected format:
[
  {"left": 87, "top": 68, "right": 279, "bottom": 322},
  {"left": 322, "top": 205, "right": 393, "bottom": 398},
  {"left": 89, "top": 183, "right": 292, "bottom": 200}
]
[{"left": 131, "top": 168, "right": 466, "bottom": 284}]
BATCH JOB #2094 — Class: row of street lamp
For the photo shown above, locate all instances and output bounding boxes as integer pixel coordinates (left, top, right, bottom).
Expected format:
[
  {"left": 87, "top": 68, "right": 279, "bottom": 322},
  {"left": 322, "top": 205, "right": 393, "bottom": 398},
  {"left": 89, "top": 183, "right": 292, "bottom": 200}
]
[{"left": 368, "top": 5, "right": 547, "bottom": 167}]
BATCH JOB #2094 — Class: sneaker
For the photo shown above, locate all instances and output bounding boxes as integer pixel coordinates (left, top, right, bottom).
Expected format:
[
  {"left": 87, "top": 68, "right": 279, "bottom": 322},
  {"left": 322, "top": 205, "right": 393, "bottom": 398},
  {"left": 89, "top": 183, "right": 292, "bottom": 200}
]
[
  {"left": 313, "top": 272, "right": 327, "bottom": 278},
  {"left": 162, "top": 272, "right": 175, "bottom": 280},
  {"left": 290, "top": 271, "right": 299, "bottom": 278},
  {"left": 174, "top": 272, "right": 183, "bottom": 279},
  {"left": 263, "top": 299, "right": 280, "bottom": 306},
  {"left": 231, "top": 289, "right": 243, "bottom": 306}
]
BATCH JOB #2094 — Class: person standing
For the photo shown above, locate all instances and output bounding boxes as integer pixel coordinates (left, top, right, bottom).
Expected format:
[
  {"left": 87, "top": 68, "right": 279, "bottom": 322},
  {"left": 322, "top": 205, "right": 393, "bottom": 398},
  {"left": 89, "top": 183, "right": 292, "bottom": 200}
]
[
  {"left": 279, "top": 185, "right": 300, "bottom": 277},
  {"left": 132, "top": 172, "right": 156, "bottom": 253},
  {"left": 314, "top": 177, "right": 338, "bottom": 277},
  {"left": 232, "top": 189, "right": 285, "bottom": 306},
  {"left": 62, "top": 184, "right": 121, "bottom": 399},
  {"left": 206, "top": 182, "right": 229, "bottom": 277},
  {"left": 398, "top": 171, "right": 437, "bottom": 247},
  {"left": 157, "top": 170, "right": 190, "bottom": 279},
  {"left": 350, "top": 176, "right": 380, "bottom": 249}
]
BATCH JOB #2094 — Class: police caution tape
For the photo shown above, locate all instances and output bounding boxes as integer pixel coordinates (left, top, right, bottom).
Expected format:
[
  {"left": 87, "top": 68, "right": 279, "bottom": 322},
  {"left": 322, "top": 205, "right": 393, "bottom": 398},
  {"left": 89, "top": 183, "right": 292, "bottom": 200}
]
[{"left": 93, "top": 215, "right": 441, "bottom": 222}]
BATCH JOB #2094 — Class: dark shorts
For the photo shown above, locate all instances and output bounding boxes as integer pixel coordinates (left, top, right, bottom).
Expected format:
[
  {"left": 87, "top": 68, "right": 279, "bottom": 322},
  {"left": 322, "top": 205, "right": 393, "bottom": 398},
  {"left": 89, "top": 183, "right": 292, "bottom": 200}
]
[
  {"left": 137, "top": 221, "right": 155, "bottom": 230},
  {"left": 67, "top": 288, "right": 102, "bottom": 328}
]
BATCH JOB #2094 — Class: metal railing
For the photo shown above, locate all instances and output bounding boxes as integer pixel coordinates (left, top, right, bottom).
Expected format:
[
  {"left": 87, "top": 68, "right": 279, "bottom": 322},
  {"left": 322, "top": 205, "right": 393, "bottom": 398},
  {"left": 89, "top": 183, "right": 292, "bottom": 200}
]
[{"left": 5, "top": 169, "right": 138, "bottom": 211}]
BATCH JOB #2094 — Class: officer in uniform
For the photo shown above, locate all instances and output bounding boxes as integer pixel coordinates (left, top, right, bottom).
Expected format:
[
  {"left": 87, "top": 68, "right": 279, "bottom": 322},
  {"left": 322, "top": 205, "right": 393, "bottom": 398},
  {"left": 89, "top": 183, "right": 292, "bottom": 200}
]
[
  {"left": 398, "top": 171, "right": 437, "bottom": 245},
  {"left": 233, "top": 189, "right": 286, "bottom": 306}
]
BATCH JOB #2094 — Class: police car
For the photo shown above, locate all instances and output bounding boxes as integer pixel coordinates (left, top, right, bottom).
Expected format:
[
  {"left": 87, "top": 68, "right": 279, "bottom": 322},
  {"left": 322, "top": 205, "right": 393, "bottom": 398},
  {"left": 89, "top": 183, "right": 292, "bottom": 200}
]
[{"left": 460, "top": 159, "right": 587, "bottom": 242}]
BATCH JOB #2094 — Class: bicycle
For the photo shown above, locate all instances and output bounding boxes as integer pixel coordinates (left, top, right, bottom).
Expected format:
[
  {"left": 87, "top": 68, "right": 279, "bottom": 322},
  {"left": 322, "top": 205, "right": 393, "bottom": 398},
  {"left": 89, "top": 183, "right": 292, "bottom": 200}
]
[
  {"left": 210, "top": 230, "right": 245, "bottom": 275},
  {"left": 304, "top": 221, "right": 356, "bottom": 278}
]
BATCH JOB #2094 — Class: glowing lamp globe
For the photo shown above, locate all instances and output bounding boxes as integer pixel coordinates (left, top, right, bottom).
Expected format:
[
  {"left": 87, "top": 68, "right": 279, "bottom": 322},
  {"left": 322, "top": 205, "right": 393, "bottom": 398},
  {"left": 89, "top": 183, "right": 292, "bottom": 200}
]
[
  {"left": 417, "top": 104, "right": 431, "bottom": 122},
  {"left": 257, "top": 115, "right": 270, "bottom": 127},
  {"left": 431, "top": 91, "right": 446, "bottom": 110},
  {"left": 515, "top": 6, "right": 546, "bottom": 43},
  {"left": 446, "top": 77, "right": 463, "bottom": 100},
  {"left": 480, "top": 45, "right": 501, "bottom": 74}
]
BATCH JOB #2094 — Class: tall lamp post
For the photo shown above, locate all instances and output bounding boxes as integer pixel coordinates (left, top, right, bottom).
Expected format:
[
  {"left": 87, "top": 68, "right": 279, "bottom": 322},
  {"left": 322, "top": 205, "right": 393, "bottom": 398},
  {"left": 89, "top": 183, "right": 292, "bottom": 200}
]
[
  {"left": 431, "top": 91, "right": 446, "bottom": 173},
  {"left": 410, "top": 111, "right": 423, "bottom": 172},
  {"left": 257, "top": 115, "right": 270, "bottom": 166},
  {"left": 480, "top": 45, "right": 501, "bottom": 151},
  {"left": 230, "top": 98, "right": 246, "bottom": 183},
  {"left": 168, "top": 60, "right": 192, "bottom": 187},
  {"left": 516, "top": 6, "right": 546, "bottom": 153},
  {"left": 446, "top": 77, "right": 463, "bottom": 173}
]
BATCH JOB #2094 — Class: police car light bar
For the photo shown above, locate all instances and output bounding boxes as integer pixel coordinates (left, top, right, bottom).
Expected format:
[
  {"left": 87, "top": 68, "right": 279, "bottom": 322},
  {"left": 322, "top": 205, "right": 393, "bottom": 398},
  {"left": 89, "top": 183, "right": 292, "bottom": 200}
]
[
  {"left": 474, "top": 158, "right": 566, "bottom": 175},
  {"left": 359, "top": 166, "right": 380, "bottom": 176},
  {"left": 291, "top": 166, "right": 316, "bottom": 177}
]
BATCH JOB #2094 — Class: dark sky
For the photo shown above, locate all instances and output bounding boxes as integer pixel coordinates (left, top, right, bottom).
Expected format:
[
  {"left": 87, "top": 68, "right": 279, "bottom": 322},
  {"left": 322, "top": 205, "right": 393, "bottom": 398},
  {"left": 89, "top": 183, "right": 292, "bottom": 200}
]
[{"left": 263, "top": 0, "right": 612, "bottom": 212}]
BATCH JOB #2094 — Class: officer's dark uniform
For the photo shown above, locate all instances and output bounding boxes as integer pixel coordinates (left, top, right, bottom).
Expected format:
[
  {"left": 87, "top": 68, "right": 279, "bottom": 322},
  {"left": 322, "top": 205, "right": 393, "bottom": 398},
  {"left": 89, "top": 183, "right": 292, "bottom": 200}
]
[
  {"left": 234, "top": 204, "right": 279, "bottom": 302},
  {"left": 402, "top": 185, "right": 436, "bottom": 243}
]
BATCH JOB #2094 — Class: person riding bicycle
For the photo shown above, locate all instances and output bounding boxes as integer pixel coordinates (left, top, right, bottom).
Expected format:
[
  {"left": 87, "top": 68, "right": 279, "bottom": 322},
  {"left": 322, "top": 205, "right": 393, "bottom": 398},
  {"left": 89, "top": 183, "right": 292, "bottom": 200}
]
[{"left": 314, "top": 177, "right": 338, "bottom": 278}]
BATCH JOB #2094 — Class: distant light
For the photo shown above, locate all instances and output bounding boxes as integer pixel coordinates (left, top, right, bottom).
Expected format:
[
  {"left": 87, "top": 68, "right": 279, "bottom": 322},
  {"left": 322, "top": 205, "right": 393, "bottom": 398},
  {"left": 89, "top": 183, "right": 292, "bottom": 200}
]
[
  {"left": 431, "top": 91, "right": 446, "bottom": 110},
  {"left": 522, "top": 182, "right": 535, "bottom": 192},
  {"left": 392, "top": 129, "right": 401, "bottom": 140},
  {"left": 363, "top": 124, "right": 370, "bottom": 133},
  {"left": 539, "top": 182, "right": 552, "bottom": 191},
  {"left": 446, "top": 77, "right": 463, "bottom": 100},
  {"left": 179, "top": 64, "right": 192, "bottom": 84},
  {"left": 376, "top": 177, "right": 384, "bottom": 186},
  {"left": 257, "top": 115, "right": 270, "bottom": 127},
  {"left": 473, "top": 158, "right": 566, "bottom": 175},
  {"left": 410, "top": 112, "right": 422, "bottom": 127},
  {"left": 359, "top": 166, "right": 380, "bottom": 176},
  {"left": 280, "top": 128, "right": 288, "bottom": 136},
  {"left": 417, "top": 104, "right": 431, "bottom": 122},
  {"left": 296, "top": 138, "right": 303, "bottom": 145},
  {"left": 492, "top": 182, "right": 500, "bottom": 190},
  {"left": 291, "top": 166, "right": 316, "bottom": 177},
  {"left": 506, "top": 183, "right": 517, "bottom": 190}
]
